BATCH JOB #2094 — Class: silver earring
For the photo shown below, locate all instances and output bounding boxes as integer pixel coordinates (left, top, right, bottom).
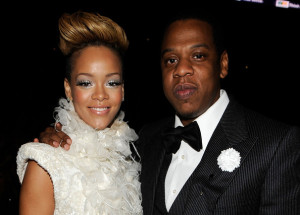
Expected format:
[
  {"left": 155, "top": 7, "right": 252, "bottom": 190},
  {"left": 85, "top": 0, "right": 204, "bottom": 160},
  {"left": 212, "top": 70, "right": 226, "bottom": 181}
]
[{"left": 67, "top": 97, "right": 70, "bottom": 102}]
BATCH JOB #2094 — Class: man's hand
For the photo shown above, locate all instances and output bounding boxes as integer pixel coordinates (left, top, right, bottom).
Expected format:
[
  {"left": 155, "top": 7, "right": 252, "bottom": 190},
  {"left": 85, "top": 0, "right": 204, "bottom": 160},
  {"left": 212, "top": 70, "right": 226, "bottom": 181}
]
[{"left": 37, "top": 123, "right": 72, "bottom": 150}]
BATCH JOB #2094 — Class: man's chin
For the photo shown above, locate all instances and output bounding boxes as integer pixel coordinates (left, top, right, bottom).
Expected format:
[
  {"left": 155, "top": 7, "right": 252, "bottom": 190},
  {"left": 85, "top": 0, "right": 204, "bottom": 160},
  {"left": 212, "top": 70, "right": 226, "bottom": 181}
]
[{"left": 176, "top": 111, "right": 200, "bottom": 122}]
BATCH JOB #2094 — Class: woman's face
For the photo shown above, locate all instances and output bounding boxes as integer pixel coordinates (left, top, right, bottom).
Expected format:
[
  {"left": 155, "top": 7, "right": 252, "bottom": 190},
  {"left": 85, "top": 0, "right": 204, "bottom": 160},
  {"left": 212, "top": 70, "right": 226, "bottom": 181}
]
[{"left": 64, "top": 46, "right": 124, "bottom": 130}]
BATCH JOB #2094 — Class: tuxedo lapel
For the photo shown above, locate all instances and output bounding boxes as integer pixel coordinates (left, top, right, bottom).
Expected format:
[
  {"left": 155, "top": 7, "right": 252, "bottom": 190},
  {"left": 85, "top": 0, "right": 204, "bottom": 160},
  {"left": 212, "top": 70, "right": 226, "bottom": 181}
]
[
  {"left": 141, "top": 135, "right": 166, "bottom": 215},
  {"left": 184, "top": 100, "right": 258, "bottom": 213},
  {"left": 140, "top": 117, "right": 174, "bottom": 215},
  {"left": 169, "top": 172, "right": 194, "bottom": 214}
]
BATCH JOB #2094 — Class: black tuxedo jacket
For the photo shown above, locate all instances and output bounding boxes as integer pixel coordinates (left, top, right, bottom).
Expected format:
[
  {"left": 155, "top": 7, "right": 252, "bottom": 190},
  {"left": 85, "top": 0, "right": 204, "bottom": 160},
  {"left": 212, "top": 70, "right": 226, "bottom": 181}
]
[{"left": 137, "top": 99, "right": 300, "bottom": 215}]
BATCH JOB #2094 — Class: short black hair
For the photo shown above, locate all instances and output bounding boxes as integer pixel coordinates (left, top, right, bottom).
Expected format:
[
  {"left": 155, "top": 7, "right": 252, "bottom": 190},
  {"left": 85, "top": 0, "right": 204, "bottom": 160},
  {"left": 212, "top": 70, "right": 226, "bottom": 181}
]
[{"left": 160, "top": 5, "right": 227, "bottom": 58}]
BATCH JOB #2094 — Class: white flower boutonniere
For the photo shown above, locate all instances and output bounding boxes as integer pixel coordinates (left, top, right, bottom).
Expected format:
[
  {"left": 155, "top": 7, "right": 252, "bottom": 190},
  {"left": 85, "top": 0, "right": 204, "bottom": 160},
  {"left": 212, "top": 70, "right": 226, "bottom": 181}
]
[{"left": 217, "top": 148, "right": 241, "bottom": 172}]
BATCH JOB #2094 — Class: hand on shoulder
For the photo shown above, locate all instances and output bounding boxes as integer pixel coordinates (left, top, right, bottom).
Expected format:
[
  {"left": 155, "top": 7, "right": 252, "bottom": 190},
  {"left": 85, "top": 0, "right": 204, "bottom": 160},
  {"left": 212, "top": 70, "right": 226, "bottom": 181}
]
[{"left": 35, "top": 123, "right": 72, "bottom": 150}]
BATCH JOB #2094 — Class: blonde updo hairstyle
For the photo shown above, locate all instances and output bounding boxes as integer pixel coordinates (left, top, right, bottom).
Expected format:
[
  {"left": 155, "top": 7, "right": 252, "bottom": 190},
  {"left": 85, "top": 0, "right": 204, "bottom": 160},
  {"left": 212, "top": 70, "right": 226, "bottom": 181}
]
[{"left": 58, "top": 11, "right": 129, "bottom": 81}]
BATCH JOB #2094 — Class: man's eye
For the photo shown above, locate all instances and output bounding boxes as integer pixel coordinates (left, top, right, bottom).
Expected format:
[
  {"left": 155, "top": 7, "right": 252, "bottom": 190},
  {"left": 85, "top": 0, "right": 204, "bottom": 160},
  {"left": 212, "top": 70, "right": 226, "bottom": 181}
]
[
  {"left": 193, "top": 53, "right": 205, "bottom": 60},
  {"left": 165, "top": 58, "right": 177, "bottom": 65}
]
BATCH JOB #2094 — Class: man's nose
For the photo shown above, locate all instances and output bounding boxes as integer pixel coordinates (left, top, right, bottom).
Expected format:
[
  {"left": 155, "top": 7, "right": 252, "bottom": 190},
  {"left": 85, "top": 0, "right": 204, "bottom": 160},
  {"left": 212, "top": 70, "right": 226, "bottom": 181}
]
[{"left": 173, "top": 58, "right": 194, "bottom": 77}]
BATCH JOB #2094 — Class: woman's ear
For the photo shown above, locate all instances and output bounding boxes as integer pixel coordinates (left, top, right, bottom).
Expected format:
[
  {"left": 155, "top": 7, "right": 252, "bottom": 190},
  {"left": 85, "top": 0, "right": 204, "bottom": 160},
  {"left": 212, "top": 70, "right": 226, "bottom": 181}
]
[
  {"left": 64, "top": 78, "right": 72, "bottom": 101},
  {"left": 220, "top": 50, "right": 229, "bottom": 79}
]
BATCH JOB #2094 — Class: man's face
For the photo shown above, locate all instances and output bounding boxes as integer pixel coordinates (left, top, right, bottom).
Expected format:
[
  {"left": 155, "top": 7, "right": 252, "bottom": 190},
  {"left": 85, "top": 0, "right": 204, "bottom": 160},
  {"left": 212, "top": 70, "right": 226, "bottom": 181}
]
[{"left": 161, "top": 19, "right": 228, "bottom": 126}]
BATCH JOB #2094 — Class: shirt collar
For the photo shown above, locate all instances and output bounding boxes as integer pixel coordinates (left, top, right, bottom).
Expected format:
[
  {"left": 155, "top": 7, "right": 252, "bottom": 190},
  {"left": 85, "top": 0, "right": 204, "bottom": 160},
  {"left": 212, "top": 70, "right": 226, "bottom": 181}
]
[{"left": 175, "top": 89, "right": 229, "bottom": 151}]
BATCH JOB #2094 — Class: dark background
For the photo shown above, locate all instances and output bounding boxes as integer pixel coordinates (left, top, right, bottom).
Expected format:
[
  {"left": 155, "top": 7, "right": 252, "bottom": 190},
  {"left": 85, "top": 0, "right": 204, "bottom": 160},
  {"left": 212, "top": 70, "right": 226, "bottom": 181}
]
[{"left": 1, "top": 0, "right": 299, "bottom": 213}]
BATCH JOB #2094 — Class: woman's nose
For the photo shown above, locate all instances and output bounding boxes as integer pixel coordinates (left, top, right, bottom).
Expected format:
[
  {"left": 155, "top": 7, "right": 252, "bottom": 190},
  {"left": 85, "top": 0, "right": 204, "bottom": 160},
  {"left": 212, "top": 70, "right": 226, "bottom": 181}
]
[{"left": 91, "top": 85, "right": 108, "bottom": 101}]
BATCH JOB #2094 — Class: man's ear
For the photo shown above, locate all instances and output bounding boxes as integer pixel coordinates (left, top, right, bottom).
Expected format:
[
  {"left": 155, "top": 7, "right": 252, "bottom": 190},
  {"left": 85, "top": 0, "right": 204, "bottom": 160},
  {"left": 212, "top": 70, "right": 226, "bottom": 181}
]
[
  {"left": 122, "top": 83, "right": 125, "bottom": 102},
  {"left": 64, "top": 78, "right": 73, "bottom": 100},
  {"left": 220, "top": 50, "right": 229, "bottom": 79}
]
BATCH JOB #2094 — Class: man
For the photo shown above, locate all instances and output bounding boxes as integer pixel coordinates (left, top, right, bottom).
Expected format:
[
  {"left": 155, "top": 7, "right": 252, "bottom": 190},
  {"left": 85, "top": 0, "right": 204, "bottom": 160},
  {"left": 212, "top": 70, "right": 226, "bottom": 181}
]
[{"left": 39, "top": 10, "right": 300, "bottom": 215}]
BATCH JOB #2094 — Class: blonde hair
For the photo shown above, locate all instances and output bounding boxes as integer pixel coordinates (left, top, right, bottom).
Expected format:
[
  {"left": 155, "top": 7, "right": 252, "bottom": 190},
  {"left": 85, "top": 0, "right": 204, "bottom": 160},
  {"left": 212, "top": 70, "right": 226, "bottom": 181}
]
[
  {"left": 58, "top": 11, "right": 129, "bottom": 81},
  {"left": 58, "top": 11, "right": 129, "bottom": 56}
]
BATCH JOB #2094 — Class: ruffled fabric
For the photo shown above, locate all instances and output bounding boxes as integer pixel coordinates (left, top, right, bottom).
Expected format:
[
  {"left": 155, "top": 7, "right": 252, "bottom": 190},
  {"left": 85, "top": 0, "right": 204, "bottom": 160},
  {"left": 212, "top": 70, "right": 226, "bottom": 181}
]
[{"left": 17, "top": 98, "right": 143, "bottom": 215}]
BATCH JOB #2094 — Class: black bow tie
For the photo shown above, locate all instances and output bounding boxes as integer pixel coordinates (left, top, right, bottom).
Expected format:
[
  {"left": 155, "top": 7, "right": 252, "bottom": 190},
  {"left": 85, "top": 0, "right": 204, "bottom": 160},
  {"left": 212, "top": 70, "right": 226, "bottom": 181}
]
[{"left": 162, "top": 121, "right": 202, "bottom": 154}]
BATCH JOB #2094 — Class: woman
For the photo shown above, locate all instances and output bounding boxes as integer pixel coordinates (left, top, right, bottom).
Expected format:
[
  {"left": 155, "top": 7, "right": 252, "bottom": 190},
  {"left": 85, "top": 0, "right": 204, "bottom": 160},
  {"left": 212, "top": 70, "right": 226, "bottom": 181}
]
[{"left": 16, "top": 11, "right": 142, "bottom": 214}]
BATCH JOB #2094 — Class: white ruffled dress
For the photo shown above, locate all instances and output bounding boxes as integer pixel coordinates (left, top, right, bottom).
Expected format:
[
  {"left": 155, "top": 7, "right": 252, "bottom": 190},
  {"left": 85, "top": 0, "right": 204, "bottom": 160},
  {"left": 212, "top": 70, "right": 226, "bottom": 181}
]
[{"left": 17, "top": 98, "right": 143, "bottom": 215}]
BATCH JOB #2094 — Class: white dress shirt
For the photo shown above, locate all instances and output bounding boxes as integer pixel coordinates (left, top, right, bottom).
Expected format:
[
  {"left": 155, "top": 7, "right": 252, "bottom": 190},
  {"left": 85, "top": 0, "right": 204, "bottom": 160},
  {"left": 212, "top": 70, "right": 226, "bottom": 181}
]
[{"left": 165, "top": 90, "right": 230, "bottom": 211}]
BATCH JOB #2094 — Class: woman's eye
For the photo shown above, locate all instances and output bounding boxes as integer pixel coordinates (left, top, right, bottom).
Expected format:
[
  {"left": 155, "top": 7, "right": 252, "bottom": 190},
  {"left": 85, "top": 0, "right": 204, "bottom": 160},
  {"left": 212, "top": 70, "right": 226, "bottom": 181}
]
[
  {"left": 76, "top": 80, "right": 93, "bottom": 88},
  {"left": 106, "top": 80, "right": 122, "bottom": 88}
]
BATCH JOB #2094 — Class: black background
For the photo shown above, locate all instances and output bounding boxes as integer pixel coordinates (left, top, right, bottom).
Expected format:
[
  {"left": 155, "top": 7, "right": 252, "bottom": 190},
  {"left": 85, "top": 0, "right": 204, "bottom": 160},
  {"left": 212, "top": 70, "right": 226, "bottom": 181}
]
[{"left": 0, "top": 0, "right": 299, "bottom": 213}]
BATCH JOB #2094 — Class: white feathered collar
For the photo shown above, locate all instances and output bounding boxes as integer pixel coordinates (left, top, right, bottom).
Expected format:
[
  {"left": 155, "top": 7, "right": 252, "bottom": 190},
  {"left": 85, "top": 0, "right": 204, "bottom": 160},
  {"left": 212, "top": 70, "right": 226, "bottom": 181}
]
[
  {"left": 53, "top": 98, "right": 142, "bottom": 214},
  {"left": 54, "top": 98, "right": 139, "bottom": 158}
]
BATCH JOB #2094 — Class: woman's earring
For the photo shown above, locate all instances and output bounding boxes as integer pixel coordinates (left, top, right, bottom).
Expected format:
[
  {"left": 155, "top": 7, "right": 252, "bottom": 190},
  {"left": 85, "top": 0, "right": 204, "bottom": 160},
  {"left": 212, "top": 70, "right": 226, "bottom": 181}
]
[{"left": 67, "top": 97, "right": 70, "bottom": 102}]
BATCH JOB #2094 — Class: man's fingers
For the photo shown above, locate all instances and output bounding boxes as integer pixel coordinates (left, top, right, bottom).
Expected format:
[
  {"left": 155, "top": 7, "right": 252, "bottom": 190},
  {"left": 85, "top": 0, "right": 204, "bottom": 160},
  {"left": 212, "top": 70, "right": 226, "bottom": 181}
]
[
  {"left": 59, "top": 136, "right": 72, "bottom": 150},
  {"left": 40, "top": 128, "right": 61, "bottom": 147},
  {"left": 51, "top": 133, "right": 65, "bottom": 147},
  {"left": 39, "top": 124, "right": 72, "bottom": 150},
  {"left": 54, "top": 128, "right": 72, "bottom": 150},
  {"left": 40, "top": 127, "right": 55, "bottom": 141},
  {"left": 54, "top": 122, "right": 63, "bottom": 132},
  {"left": 56, "top": 130, "right": 69, "bottom": 140}
]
